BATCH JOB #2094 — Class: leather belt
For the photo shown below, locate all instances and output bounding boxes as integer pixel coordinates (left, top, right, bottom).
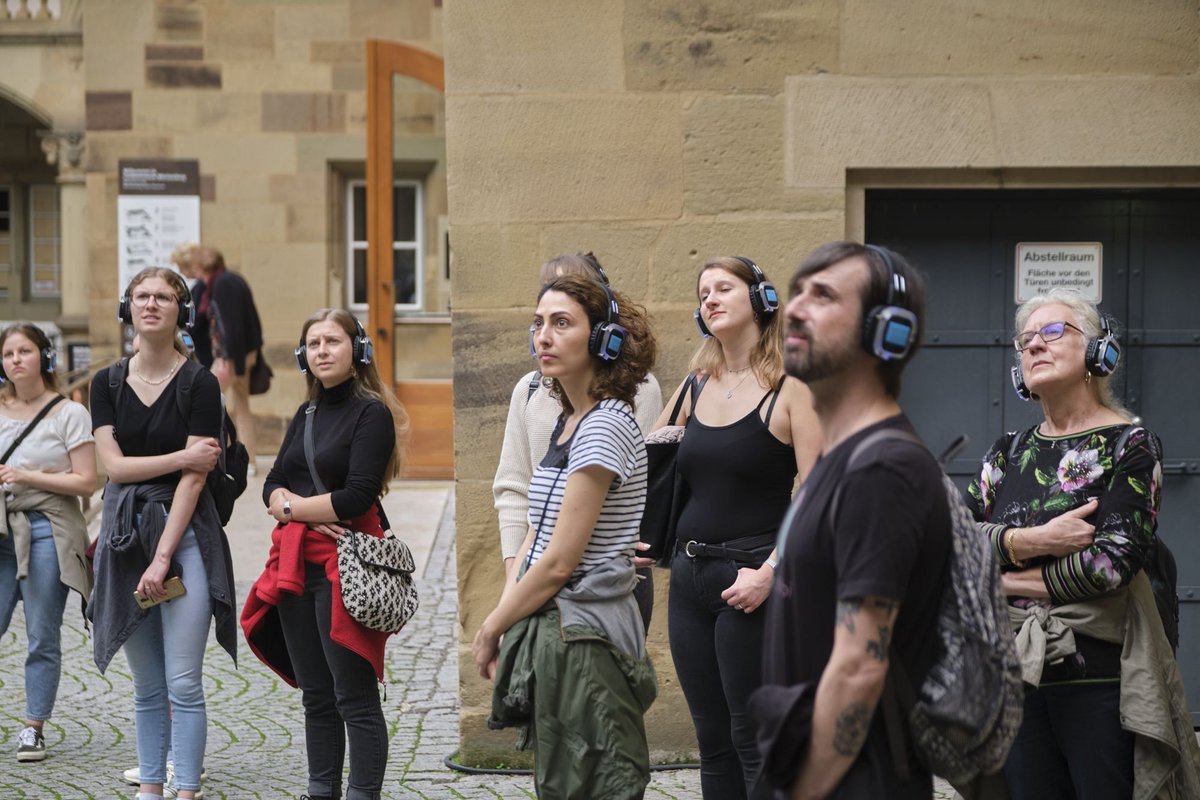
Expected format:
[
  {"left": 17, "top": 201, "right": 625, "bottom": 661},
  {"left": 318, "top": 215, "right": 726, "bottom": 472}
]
[{"left": 678, "top": 533, "right": 777, "bottom": 564}]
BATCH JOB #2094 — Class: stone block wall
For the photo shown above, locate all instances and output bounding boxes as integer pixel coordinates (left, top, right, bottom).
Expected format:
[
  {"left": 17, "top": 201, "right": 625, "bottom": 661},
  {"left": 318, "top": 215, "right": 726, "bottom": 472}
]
[
  {"left": 79, "top": 0, "right": 445, "bottom": 437},
  {"left": 445, "top": 0, "right": 1200, "bottom": 765}
]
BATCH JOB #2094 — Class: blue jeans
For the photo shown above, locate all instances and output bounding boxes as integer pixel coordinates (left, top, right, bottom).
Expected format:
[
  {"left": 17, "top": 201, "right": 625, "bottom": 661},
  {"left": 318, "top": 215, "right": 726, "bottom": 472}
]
[
  {"left": 122, "top": 526, "right": 211, "bottom": 792},
  {"left": 0, "top": 513, "right": 70, "bottom": 722},
  {"left": 668, "top": 549, "right": 770, "bottom": 800},
  {"left": 1004, "top": 681, "right": 1134, "bottom": 800},
  {"left": 278, "top": 561, "right": 387, "bottom": 800}
]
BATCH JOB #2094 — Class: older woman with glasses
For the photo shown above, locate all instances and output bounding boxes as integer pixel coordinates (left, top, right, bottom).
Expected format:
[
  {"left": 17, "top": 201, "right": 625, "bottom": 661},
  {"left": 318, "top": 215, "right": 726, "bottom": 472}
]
[{"left": 966, "top": 288, "right": 1200, "bottom": 799}]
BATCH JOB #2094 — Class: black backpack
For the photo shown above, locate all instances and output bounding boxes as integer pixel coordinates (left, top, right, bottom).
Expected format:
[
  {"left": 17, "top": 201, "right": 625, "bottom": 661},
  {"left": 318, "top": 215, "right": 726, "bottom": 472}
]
[
  {"left": 1004, "top": 424, "right": 1179, "bottom": 652},
  {"left": 109, "top": 358, "right": 249, "bottom": 526}
]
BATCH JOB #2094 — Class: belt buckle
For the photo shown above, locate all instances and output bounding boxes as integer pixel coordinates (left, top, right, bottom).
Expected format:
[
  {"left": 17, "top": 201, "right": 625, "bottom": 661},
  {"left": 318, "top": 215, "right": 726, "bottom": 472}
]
[{"left": 684, "top": 540, "right": 699, "bottom": 558}]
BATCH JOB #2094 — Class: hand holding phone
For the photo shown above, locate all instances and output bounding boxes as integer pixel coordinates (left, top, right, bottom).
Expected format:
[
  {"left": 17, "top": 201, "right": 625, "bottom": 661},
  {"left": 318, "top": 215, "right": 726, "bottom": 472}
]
[{"left": 134, "top": 576, "right": 187, "bottom": 609}]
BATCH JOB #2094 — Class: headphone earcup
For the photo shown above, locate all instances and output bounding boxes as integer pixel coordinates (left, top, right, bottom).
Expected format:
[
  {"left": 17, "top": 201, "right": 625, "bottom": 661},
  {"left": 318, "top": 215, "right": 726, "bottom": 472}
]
[
  {"left": 294, "top": 343, "right": 309, "bottom": 373},
  {"left": 42, "top": 347, "right": 56, "bottom": 374},
  {"left": 118, "top": 294, "right": 133, "bottom": 325},
  {"left": 1086, "top": 334, "right": 1120, "bottom": 377},
  {"left": 528, "top": 325, "right": 537, "bottom": 358},
  {"left": 588, "top": 322, "right": 605, "bottom": 358},
  {"left": 693, "top": 308, "right": 712, "bottom": 338},
  {"left": 1011, "top": 365, "right": 1033, "bottom": 401},
  {"left": 750, "top": 281, "right": 779, "bottom": 316}
]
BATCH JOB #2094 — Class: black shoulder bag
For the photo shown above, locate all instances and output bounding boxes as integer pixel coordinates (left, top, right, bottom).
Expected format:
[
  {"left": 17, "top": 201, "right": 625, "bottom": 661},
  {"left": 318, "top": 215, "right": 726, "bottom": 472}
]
[
  {"left": 302, "top": 402, "right": 418, "bottom": 633},
  {"left": 638, "top": 373, "right": 705, "bottom": 566}
]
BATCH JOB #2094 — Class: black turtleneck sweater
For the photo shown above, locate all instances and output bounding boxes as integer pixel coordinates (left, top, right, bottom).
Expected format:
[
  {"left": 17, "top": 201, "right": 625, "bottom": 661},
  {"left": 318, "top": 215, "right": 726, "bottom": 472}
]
[{"left": 263, "top": 378, "right": 395, "bottom": 525}]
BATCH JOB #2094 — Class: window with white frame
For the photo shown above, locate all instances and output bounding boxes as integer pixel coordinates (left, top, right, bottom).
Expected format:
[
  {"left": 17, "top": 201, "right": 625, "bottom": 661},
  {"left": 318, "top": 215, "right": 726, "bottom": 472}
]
[
  {"left": 346, "top": 179, "right": 422, "bottom": 311},
  {"left": 28, "top": 184, "right": 61, "bottom": 297}
]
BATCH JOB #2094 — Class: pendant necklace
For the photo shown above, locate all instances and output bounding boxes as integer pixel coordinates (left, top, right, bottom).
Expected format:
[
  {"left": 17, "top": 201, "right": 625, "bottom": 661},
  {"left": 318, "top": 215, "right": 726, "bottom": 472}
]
[{"left": 724, "top": 366, "right": 753, "bottom": 399}]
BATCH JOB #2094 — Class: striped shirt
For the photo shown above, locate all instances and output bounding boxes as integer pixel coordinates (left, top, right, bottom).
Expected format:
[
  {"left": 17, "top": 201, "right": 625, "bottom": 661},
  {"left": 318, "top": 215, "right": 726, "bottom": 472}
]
[{"left": 526, "top": 399, "right": 647, "bottom": 577}]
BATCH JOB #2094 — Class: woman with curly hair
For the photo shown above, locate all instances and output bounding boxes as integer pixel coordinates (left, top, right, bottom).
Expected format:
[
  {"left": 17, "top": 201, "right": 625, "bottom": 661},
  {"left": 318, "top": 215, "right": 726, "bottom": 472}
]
[
  {"left": 967, "top": 288, "right": 1200, "bottom": 799},
  {"left": 646, "top": 256, "right": 819, "bottom": 800},
  {"left": 474, "top": 273, "right": 658, "bottom": 799}
]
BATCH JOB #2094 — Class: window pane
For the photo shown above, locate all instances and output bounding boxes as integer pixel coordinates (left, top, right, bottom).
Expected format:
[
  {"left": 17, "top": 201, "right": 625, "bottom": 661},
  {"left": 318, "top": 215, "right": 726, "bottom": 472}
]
[
  {"left": 393, "top": 249, "right": 416, "bottom": 306},
  {"left": 29, "top": 185, "right": 60, "bottom": 297},
  {"left": 352, "top": 184, "right": 366, "bottom": 242},
  {"left": 353, "top": 248, "right": 368, "bottom": 305},
  {"left": 393, "top": 185, "right": 417, "bottom": 242}
]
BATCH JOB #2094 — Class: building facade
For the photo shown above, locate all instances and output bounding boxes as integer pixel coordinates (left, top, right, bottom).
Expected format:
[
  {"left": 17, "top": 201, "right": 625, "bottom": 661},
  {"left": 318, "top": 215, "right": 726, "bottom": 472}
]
[{"left": 0, "top": 0, "right": 450, "bottom": 472}]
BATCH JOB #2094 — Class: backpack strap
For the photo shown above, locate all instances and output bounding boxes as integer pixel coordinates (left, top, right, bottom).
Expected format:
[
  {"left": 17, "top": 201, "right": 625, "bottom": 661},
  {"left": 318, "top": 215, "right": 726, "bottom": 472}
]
[
  {"left": 109, "top": 358, "right": 129, "bottom": 441},
  {"left": 1112, "top": 424, "right": 1138, "bottom": 464},
  {"left": 828, "top": 428, "right": 921, "bottom": 524},
  {"left": 525, "top": 371, "right": 542, "bottom": 404}
]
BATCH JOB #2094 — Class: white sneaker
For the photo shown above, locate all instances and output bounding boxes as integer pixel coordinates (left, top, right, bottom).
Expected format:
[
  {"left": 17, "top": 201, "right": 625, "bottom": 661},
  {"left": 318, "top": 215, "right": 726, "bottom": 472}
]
[
  {"left": 16, "top": 726, "right": 45, "bottom": 762},
  {"left": 123, "top": 761, "right": 206, "bottom": 786}
]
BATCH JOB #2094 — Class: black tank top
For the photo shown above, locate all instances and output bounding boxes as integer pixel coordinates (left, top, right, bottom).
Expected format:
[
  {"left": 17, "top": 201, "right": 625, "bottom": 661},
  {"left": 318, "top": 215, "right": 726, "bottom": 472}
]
[{"left": 675, "top": 378, "right": 798, "bottom": 545}]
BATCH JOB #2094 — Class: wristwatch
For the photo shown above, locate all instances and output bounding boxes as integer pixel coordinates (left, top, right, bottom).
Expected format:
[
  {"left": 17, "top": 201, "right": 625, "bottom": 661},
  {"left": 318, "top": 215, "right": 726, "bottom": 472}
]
[
  {"left": 765, "top": 556, "right": 778, "bottom": 570},
  {"left": 282, "top": 498, "right": 292, "bottom": 520}
]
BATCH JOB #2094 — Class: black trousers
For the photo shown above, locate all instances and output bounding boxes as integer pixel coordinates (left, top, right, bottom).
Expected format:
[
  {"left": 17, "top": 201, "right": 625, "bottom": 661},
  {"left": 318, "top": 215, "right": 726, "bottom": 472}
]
[
  {"left": 668, "top": 549, "right": 771, "bottom": 800},
  {"left": 277, "top": 561, "right": 387, "bottom": 800}
]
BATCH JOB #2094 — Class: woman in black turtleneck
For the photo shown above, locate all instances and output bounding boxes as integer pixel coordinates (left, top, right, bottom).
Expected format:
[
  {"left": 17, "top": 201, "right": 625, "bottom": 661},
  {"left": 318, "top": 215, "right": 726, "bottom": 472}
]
[{"left": 241, "top": 309, "right": 408, "bottom": 800}]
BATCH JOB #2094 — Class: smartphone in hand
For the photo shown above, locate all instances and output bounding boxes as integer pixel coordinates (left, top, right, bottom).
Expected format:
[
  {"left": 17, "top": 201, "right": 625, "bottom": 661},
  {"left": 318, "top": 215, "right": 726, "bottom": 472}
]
[{"left": 133, "top": 576, "right": 187, "bottom": 609}]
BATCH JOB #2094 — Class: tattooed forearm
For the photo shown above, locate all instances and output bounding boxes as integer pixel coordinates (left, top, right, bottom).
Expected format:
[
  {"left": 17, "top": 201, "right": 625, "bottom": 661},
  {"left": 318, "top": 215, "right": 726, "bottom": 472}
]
[
  {"left": 871, "top": 597, "right": 900, "bottom": 616},
  {"left": 865, "top": 624, "right": 892, "bottom": 662},
  {"left": 836, "top": 599, "right": 862, "bottom": 634},
  {"left": 832, "top": 702, "right": 871, "bottom": 756}
]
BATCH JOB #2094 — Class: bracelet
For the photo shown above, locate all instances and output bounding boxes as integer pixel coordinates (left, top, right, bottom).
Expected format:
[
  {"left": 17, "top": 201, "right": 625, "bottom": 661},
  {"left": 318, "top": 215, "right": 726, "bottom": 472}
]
[
  {"left": 1005, "top": 529, "right": 1025, "bottom": 568},
  {"left": 764, "top": 556, "right": 778, "bottom": 570}
]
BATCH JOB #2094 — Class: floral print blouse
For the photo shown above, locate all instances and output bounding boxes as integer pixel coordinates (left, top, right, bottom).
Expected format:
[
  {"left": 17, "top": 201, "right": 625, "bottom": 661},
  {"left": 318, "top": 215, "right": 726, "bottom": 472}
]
[{"left": 966, "top": 424, "right": 1163, "bottom": 607}]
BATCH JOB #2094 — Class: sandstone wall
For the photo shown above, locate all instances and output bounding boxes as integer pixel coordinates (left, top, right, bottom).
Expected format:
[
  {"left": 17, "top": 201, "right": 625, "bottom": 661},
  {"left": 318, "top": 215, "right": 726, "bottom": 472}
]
[{"left": 445, "top": 0, "right": 1200, "bottom": 764}]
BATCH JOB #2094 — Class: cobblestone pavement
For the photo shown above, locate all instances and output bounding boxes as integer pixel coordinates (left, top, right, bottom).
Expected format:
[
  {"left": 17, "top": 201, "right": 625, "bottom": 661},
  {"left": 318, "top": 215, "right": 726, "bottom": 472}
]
[{"left": 1, "top": 480, "right": 954, "bottom": 799}]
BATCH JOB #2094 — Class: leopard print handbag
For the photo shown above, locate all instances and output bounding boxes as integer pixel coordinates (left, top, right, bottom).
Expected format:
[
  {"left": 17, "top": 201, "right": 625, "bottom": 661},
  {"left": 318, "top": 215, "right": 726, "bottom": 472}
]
[{"left": 336, "top": 530, "right": 419, "bottom": 633}]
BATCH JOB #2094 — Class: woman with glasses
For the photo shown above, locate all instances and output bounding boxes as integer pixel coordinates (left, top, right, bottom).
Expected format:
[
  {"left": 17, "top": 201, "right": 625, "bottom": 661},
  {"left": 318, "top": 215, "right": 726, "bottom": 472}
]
[
  {"left": 90, "top": 267, "right": 234, "bottom": 800},
  {"left": 966, "top": 288, "right": 1199, "bottom": 798}
]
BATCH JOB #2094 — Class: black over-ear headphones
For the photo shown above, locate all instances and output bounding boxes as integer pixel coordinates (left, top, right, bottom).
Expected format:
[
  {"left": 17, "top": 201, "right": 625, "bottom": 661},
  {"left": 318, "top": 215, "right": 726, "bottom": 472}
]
[
  {"left": 1086, "top": 316, "right": 1121, "bottom": 377},
  {"left": 118, "top": 278, "right": 196, "bottom": 330},
  {"left": 0, "top": 324, "right": 57, "bottom": 382},
  {"left": 1012, "top": 314, "right": 1120, "bottom": 401},
  {"left": 588, "top": 282, "right": 627, "bottom": 361},
  {"left": 530, "top": 253, "right": 614, "bottom": 358},
  {"left": 295, "top": 313, "right": 374, "bottom": 374},
  {"left": 861, "top": 245, "right": 918, "bottom": 361},
  {"left": 693, "top": 256, "right": 780, "bottom": 338}
]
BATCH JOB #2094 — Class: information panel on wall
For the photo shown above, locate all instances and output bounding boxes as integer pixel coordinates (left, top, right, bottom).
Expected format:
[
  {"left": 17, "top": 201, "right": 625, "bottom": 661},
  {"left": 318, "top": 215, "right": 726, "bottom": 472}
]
[
  {"left": 1015, "top": 242, "right": 1103, "bottom": 303},
  {"left": 116, "top": 159, "right": 201, "bottom": 292}
]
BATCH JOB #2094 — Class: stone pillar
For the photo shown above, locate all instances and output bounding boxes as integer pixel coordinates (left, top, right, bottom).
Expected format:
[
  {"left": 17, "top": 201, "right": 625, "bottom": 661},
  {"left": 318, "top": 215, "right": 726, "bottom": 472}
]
[{"left": 40, "top": 130, "right": 88, "bottom": 335}]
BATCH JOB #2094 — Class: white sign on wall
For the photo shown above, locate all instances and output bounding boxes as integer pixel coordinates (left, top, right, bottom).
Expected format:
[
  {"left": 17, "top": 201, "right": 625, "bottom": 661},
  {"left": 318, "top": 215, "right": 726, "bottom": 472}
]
[
  {"left": 1015, "top": 242, "right": 1103, "bottom": 303},
  {"left": 116, "top": 160, "right": 201, "bottom": 292}
]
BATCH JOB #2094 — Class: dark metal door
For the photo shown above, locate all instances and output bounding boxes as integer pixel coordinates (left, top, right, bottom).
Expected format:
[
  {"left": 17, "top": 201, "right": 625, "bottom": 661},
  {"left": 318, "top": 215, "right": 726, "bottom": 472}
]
[{"left": 867, "top": 189, "right": 1200, "bottom": 724}]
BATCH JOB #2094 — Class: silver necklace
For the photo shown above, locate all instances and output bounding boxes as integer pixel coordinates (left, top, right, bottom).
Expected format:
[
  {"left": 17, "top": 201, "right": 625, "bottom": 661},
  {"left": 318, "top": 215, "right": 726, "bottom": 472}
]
[
  {"left": 133, "top": 354, "right": 183, "bottom": 386},
  {"left": 724, "top": 369, "right": 754, "bottom": 399}
]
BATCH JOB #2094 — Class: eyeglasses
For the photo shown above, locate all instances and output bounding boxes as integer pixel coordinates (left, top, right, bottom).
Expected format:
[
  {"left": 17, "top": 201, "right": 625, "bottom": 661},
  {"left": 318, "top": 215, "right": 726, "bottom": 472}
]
[
  {"left": 1013, "top": 321, "right": 1083, "bottom": 352},
  {"left": 131, "top": 291, "right": 176, "bottom": 308}
]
